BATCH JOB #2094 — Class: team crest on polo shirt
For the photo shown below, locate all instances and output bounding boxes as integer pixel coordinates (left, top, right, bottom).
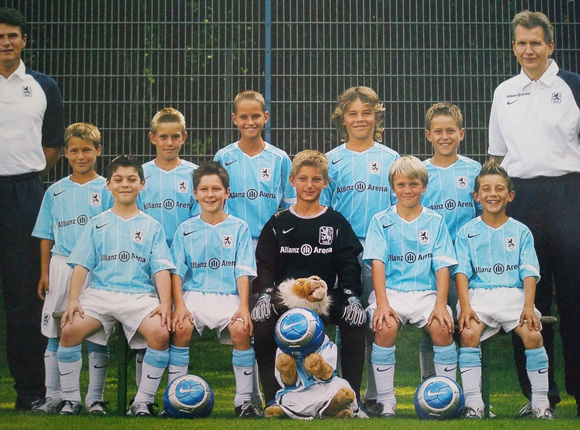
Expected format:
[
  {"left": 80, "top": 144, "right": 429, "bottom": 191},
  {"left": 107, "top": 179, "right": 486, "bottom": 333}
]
[
  {"left": 22, "top": 86, "right": 32, "bottom": 97},
  {"left": 370, "top": 161, "right": 380, "bottom": 174},
  {"left": 456, "top": 176, "right": 468, "bottom": 188},
  {"left": 222, "top": 235, "right": 233, "bottom": 248},
  {"left": 319, "top": 226, "right": 334, "bottom": 245},
  {"left": 260, "top": 167, "right": 271, "bottom": 181},
  {"left": 419, "top": 230, "right": 430, "bottom": 244},
  {"left": 551, "top": 92, "right": 562, "bottom": 103},
  {"left": 90, "top": 193, "right": 101, "bottom": 206},
  {"left": 133, "top": 230, "right": 144, "bottom": 243},
  {"left": 177, "top": 180, "right": 188, "bottom": 193},
  {"left": 506, "top": 237, "right": 516, "bottom": 251}
]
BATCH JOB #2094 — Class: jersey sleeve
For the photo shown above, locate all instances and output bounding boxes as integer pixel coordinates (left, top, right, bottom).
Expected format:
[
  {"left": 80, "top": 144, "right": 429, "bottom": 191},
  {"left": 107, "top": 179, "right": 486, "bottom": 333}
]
[
  {"left": 362, "top": 214, "right": 388, "bottom": 264},
  {"left": 453, "top": 228, "right": 473, "bottom": 279},
  {"left": 67, "top": 221, "right": 97, "bottom": 270},
  {"left": 235, "top": 222, "right": 257, "bottom": 280},
  {"left": 170, "top": 225, "right": 189, "bottom": 280},
  {"left": 280, "top": 154, "right": 296, "bottom": 208},
  {"left": 488, "top": 86, "right": 507, "bottom": 157},
  {"left": 334, "top": 214, "right": 363, "bottom": 296},
  {"left": 32, "top": 190, "right": 55, "bottom": 240},
  {"left": 40, "top": 76, "right": 65, "bottom": 149},
  {"left": 431, "top": 219, "right": 457, "bottom": 272},
  {"left": 518, "top": 227, "right": 541, "bottom": 282},
  {"left": 149, "top": 224, "right": 176, "bottom": 274},
  {"left": 253, "top": 216, "right": 279, "bottom": 294}
]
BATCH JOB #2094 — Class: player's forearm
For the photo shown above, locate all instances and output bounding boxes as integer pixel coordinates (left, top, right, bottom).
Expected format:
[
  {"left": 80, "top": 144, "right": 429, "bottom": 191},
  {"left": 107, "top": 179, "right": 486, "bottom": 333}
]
[
  {"left": 236, "top": 276, "right": 251, "bottom": 311},
  {"left": 68, "top": 265, "right": 89, "bottom": 301},
  {"left": 170, "top": 273, "right": 185, "bottom": 308},
  {"left": 455, "top": 273, "right": 471, "bottom": 308},
  {"left": 154, "top": 270, "right": 172, "bottom": 306},
  {"left": 371, "top": 260, "right": 388, "bottom": 306},
  {"left": 39, "top": 239, "right": 54, "bottom": 277},
  {"left": 434, "top": 267, "right": 450, "bottom": 307},
  {"left": 522, "top": 276, "right": 537, "bottom": 309}
]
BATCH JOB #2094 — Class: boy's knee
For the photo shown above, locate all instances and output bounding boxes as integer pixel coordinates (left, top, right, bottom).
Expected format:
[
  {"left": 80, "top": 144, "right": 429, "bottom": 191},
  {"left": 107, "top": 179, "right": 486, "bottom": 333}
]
[
  {"left": 229, "top": 322, "right": 251, "bottom": 347},
  {"left": 522, "top": 329, "right": 543, "bottom": 349},
  {"left": 460, "top": 328, "right": 480, "bottom": 348},
  {"left": 172, "top": 324, "right": 194, "bottom": 347}
]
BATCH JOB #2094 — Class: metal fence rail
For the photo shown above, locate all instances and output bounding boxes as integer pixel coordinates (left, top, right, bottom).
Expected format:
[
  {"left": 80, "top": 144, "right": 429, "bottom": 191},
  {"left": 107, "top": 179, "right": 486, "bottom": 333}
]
[{"left": 4, "top": 0, "right": 579, "bottom": 184}]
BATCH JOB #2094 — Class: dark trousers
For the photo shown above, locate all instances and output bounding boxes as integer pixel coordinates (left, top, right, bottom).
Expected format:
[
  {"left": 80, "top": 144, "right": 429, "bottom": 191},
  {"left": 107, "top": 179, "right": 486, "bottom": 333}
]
[
  {"left": 0, "top": 173, "right": 46, "bottom": 402},
  {"left": 253, "top": 297, "right": 366, "bottom": 404},
  {"left": 508, "top": 173, "right": 580, "bottom": 406}
]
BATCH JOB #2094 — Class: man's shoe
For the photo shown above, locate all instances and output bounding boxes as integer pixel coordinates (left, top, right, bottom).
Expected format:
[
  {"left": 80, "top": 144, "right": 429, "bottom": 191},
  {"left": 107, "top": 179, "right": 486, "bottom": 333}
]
[
  {"left": 87, "top": 401, "right": 109, "bottom": 415},
  {"left": 235, "top": 401, "right": 263, "bottom": 418},
  {"left": 126, "top": 402, "right": 155, "bottom": 417},
  {"left": 30, "top": 397, "right": 61, "bottom": 414},
  {"left": 15, "top": 394, "right": 44, "bottom": 411},
  {"left": 462, "top": 406, "right": 483, "bottom": 419},
  {"left": 533, "top": 407, "right": 557, "bottom": 420},
  {"left": 354, "top": 401, "right": 370, "bottom": 419},
  {"left": 58, "top": 400, "right": 82, "bottom": 415},
  {"left": 518, "top": 401, "right": 533, "bottom": 417},
  {"left": 366, "top": 402, "right": 395, "bottom": 418}
]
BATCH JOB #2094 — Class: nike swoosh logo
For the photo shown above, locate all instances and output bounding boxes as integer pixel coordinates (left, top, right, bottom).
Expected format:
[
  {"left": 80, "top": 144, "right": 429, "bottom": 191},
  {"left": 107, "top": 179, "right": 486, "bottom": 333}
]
[
  {"left": 59, "top": 371, "right": 74, "bottom": 376},
  {"left": 96, "top": 223, "right": 109, "bottom": 229},
  {"left": 376, "top": 366, "right": 393, "bottom": 372},
  {"left": 331, "top": 158, "right": 344, "bottom": 165},
  {"left": 147, "top": 374, "right": 161, "bottom": 380},
  {"left": 282, "top": 321, "right": 301, "bottom": 330},
  {"left": 184, "top": 230, "right": 196, "bottom": 236},
  {"left": 168, "top": 371, "right": 180, "bottom": 374},
  {"left": 460, "top": 368, "right": 471, "bottom": 374},
  {"left": 177, "top": 386, "right": 199, "bottom": 394},
  {"left": 467, "top": 233, "right": 480, "bottom": 238},
  {"left": 538, "top": 368, "right": 548, "bottom": 374},
  {"left": 144, "top": 175, "right": 152, "bottom": 180},
  {"left": 53, "top": 190, "right": 66, "bottom": 197},
  {"left": 507, "top": 99, "right": 518, "bottom": 105},
  {"left": 426, "top": 389, "right": 440, "bottom": 396},
  {"left": 383, "top": 223, "right": 395, "bottom": 229},
  {"left": 94, "top": 364, "right": 109, "bottom": 369},
  {"left": 444, "top": 366, "right": 457, "bottom": 372},
  {"left": 244, "top": 370, "right": 254, "bottom": 375},
  {"left": 225, "top": 160, "right": 237, "bottom": 166},
  {"left": 282, "top": 228, "right": 294, "bottom": 234}
]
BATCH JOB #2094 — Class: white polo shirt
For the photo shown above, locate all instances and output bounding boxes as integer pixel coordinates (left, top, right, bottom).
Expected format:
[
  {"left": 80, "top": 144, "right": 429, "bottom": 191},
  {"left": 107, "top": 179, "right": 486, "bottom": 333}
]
[
  {"left": 488, "top": 60, "right": 580, "bottom": 178},
  {"left": 0, "top": 61, "right": 64, "bottom": 175}
]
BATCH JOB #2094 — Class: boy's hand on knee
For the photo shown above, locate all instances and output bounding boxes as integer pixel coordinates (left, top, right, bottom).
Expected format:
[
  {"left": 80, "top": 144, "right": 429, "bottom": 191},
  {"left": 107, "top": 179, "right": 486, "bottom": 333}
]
[
  {"left": 458, "top": 307, "right": 480, "bottom": 332},
  {"left": 519, "top": 306, "right": 540, "bottom": 331},
  {"left": 231, "top": 307, "right": 253, "bottom": 335},
  {"left": 61, "top": 300, "right": 84, "bottom": 327},
  {"left": 373, "top": 302, "right": 398, "bottom": 331},
  {"left": 149, "top": 304, "right": 172, "bottom": 330},
  {"left": 171, "top": 304, "right": 193, "bottom": 332},
  {"left": 428, "top": 304, "right": 454, "bottom": 333}
]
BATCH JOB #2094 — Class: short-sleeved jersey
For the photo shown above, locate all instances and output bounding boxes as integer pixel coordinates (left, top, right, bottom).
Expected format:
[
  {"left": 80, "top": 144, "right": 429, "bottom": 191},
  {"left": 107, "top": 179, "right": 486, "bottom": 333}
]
[
  {"left": 171, "top": 214, "right": 256, "bottom": 295},
  {"left": 422, "top": 156, "right": 482, "bottom": 242},
  {"left": 213, "top": 142, "right": 296, "bottom": 239},
  {"left": 32, "top": 176, "right": 113, "bottom": 257},
  {"left": 488, "top": 60, "right": 580, "bottom": 178},
  {"left": 138, "top": 160, "right": 199, "bottom": 246},
  {"left": 363, "top": 206, "right": 457, "bottom": 292},
  {"left": 254, "top": 206, "right": 363, "bottom": 297},
  {"left": 321, "top": 142, "right": 400, "bottom": 239},
  {"left": 454, "top": 216, "right": 540, "bottom": 289},
  {"left": 0, "top": 61, "right": 64, "bottom": 175},
  {"left": 67, "top": 209, "right": 175, "bottom": 294}
]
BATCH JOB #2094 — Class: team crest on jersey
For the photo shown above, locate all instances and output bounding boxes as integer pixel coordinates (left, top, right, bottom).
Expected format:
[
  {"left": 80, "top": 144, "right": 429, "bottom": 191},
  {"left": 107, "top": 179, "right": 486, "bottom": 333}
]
[
  {"left": 551, "top": 92, "right": 562, "bottom": 103},
  {"left": 177, "top": 180, "right": 188, "bottom": 193},
  {"left": 22, "top": 86, "right": 32, "bottom": 97},
  {"left": 506, "top": 237, "right": 516, "bottom": 251},
  {"left": 90, "top": 193, "right": 101, "bottom": 206},
  {"left": 456, "top": 176, "right": 468, "bottom": 188},
  {"left": 370, "top": 161, "right": 380, "bottom": 174},
  {"left": 319, "top": 226, "right": 334, "bottom": 245},
  {"left": 260, "top": 167, "right": 272, "bottom": 181},
  {"left": 222, "top": 235, "right": 233, "bottom": 248},
  {"left": 419, "top": 230, "right": 430, "bottom": 244},
  {"left": 43, "top": 313, "right": 50, "bottom": 326},
  {"left": 133, "top": 230, "right": 144, "bottom": 243}
]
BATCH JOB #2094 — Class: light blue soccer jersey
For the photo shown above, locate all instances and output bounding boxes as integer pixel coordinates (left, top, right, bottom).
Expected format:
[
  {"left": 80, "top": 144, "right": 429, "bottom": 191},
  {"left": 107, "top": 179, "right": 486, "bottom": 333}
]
[
  {"left": 67, "top": 210, "right": 175, "bottom": 294},
  {"left": 214, "top": 142, "right": 296, "bottom": 239},
  {"left": 171, "top": 214, "right": 257, "bottom": 295},
  {"left": 32, "top": 176, "right": 113, "bottom": 257},
  {"left": 454, "top": 217, "right": 540, "bottom": 289},
  {"left": 321, "top": 142, "right": 400, "bottom": 239},
  {"left": 422, "top": 156, "right": 482, "bottom": 242},
  {"left": 138, "top": 160, "right": 199, "bottom": 246},
  {"left": 363, "top": 206, "right": 457, "bottom": 292}
]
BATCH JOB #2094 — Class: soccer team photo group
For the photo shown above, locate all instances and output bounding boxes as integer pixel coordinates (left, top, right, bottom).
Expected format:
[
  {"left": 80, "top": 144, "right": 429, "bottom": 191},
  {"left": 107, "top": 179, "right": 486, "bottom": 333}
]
[{"left": 0, "top": 2, "right": 579, "bottom": 427}]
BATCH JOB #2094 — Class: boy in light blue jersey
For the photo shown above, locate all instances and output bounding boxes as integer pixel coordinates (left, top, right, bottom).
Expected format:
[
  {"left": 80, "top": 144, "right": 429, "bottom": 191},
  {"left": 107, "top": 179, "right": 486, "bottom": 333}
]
[
  {"left": 455, "top": 160, "right": 553, "bottom": 419},
  {"left": 419, "top": 102, "right": 482, "bottom": 380},
  {"left": 169, "top": 161, "right": 261, "bottom": 418},
  {"left": 214, "top": 90, "right": 295, "bottom": 243},
  {"left": 139, "top": 108, "right": 198, "bottom": 247},
  {"left": 321, "top": 87, "right": 400, "bottom": 406},
  {"left": 31, "top": 123, "right": 112, "bottom": 415},
  {"left": 57, "top": 155, "right": 175, "bottom": 417},
  {"left": 364, "top": 156, "right": 458, "bottom": 418}
]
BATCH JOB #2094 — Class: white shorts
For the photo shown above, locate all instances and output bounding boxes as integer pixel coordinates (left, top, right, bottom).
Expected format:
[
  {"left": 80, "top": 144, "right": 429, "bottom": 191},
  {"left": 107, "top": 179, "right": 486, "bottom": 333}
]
[
  {"left": 80, "top": 288, "right": 161, "bottom": 348},
  {"left": 457, "top": 287, "right": 542, "bottom": 341},
  {"left": 275, "top": 377, "right": 355, "bottom": 420},
  {"left": 366, "top": 289, "right": 452, "bottom": 330},
  {"left": 183, "top": 291, "right": 241, "bottom": 345}
]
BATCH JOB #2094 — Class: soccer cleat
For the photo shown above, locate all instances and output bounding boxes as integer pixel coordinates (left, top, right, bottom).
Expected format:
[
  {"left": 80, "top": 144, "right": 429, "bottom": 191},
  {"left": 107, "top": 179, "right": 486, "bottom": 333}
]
[
  {"left": 235, "top": 401, "right": 264, "bottom": 418},
  {"left": 366, "top": 402, "right": 395, "bottom": 418},
  {"left": 518, "top": 401, "right": 533, "bottom": 417},
  {"left": 354, "top": 401, "right": 370, "bottom": 419},
  {"left": 126, "top": 402, "right": 155, "bottom": 417},
  {"left": 57, "top": 400, "right": 83, "bottom": 415},
  {"left": 30, "top": 397, "right": 61, "bottom": 414},
  {"left": 533, "top": 407, "right": 557, "bottom": 420},
  {"left": 462, "top": 406, "right": 483, "bottom": 419},
  {"left": 87, "top": 400, "right": 109, "bottom": 415}
]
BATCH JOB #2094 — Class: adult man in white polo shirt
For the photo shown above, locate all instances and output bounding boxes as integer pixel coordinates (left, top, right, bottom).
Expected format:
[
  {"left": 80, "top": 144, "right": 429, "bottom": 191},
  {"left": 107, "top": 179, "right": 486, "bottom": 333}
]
[
  {"left": 488, "top": 10, "right": 580, "bottom": 417},
  {"left": 0, "top": 7, "right": 64, "bottom": 410}
]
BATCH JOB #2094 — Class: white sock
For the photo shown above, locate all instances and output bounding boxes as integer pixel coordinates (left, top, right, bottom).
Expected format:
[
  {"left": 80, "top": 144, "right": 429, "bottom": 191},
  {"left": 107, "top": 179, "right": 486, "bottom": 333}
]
[
  {"left": 134, "top": 347, "right": 169, "bottom": 404},
  {"left": 85, "top": 343, "right": 110, "bottom": 405},
  {"left": 57, "top": 345, "right": 82, "bottom": 403},
  {"left": 135, "top": 349, "right": 145, "bottom": 388},
  {"left": 433, "top": 343, "right": 458, "bottom": 381},
  {"left": 419, "top": 331, "right": 435, "bottom": 381},
  {"left": 232, "top": 348, "right": 255, "bottom": 407},
  {"left": 371, "top": 343, "right": 396, "bottom": 409},
  {"left": 44, "top": 339, "right": 62, "bottom": 400},
  {"left": 168, "top": 345, "right": 189, "bottom": 385},
  {"left": 459, "top": 347, "right": 483, "bottom": 410},
  {"left": 526, "top": 347, "right": 549, "bottom": 411},
  {"left": 250, "top": 362, "right": 263, "bottom": 405}
]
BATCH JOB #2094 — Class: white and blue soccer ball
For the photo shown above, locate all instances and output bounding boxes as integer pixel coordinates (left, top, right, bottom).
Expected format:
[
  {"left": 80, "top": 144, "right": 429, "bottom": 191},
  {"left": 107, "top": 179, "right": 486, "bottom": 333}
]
[
  {"left": 275, "top": 307, "right": 325, "bottom": 358},
  {"left": 414, "top": 376, "right": 464, "bottom": 420},
  {"left": 163, "top": 374, "right": 214, "bottom": 418}
]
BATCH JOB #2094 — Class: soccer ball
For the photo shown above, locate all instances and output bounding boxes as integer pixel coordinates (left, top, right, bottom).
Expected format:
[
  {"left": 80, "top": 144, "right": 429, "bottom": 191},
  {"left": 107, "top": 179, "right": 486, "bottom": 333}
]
[
  {"left": 414, "top": 376, "right": 464, "bottom": 419},
  {"left": 163, "top": 374, "right": 214, "bottom": 418},
  {"left": 275, "top": 307, "right": 325, "bottom": 358}
]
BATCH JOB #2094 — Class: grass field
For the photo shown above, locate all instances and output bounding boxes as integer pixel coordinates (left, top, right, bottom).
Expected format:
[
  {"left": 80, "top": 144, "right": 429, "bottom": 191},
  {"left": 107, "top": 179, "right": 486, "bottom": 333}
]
[{"left": 0, "top": 307, "right": 577, "bottom": 429}]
